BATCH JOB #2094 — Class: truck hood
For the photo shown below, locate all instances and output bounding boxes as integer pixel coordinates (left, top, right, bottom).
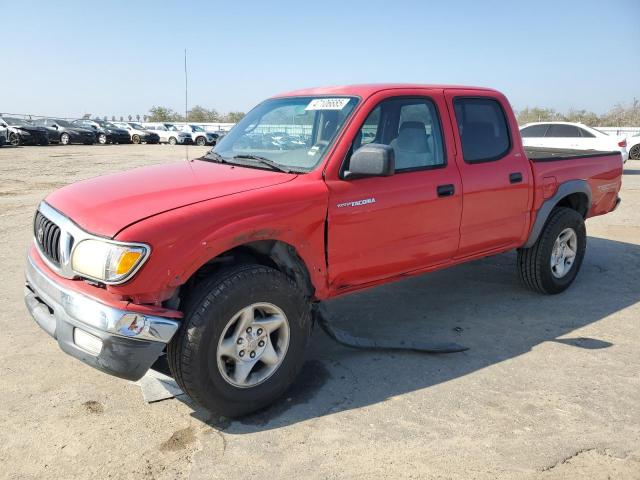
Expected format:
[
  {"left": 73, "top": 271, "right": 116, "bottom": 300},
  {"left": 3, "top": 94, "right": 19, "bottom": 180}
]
[{"left": 45, "top": 159, "right": 297, "bottom": 237}]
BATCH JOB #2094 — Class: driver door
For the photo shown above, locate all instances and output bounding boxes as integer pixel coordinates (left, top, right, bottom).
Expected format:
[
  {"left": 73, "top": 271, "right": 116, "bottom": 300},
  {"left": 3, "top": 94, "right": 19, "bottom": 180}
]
[{"left": 325, "top": 91, "right": 463, "bottom": 289}]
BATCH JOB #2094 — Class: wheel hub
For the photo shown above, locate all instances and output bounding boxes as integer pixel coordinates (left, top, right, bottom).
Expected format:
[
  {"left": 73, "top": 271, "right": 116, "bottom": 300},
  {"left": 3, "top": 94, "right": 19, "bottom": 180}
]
[
  {"left": 550, "top": 227, "right": 578, "bottom": 278},
  {"left": 216, "top": 302, "right": 290, "bottom": 388}
]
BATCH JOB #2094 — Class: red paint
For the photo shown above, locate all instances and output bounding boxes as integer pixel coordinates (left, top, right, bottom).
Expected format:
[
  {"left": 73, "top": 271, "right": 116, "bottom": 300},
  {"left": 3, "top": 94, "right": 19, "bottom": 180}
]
[{"left": 38, "top": 84, "right": 623, "bottom": 312}]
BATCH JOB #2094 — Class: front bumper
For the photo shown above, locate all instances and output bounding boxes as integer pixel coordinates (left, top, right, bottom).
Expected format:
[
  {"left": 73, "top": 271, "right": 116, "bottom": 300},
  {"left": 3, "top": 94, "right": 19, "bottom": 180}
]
[{"left": 24, "top": 253, "right": 180, "bottom": 381}]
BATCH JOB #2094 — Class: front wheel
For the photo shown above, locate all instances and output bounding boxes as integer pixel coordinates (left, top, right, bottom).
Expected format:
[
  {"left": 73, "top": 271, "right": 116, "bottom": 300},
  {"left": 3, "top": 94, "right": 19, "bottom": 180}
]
[
  {"left": 168, "top": 264, "right": 312, "bottom": 417},
  {"left": 132, "top": 134, "right": 141, "bottom": 144},
  {"left": 60, "top": 133, "right": 70, "bottom": 145},
  {"left": 195, "top": 136, "right": 207, "bottom": 146},
  {"left": 98, "top": 133, "right": 107, "bottom": 144},
  {"left": 168, "top": 136, "right": 177, "bottom": 145},
  {"left": 630, "top": 144, "right": 640, "bottom": 160},
  {"left": 517, "top": 207, "right": 586, "bottom": 294},
  {"left": 9, "top": 132, "right": 20, "bottom": 146}
]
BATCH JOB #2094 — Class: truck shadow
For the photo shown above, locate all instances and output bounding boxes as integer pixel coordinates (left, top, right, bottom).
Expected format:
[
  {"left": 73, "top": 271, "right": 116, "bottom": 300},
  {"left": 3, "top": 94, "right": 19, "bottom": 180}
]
[{"left": 186, "top": 236, "right": 640, "bottom": 432}]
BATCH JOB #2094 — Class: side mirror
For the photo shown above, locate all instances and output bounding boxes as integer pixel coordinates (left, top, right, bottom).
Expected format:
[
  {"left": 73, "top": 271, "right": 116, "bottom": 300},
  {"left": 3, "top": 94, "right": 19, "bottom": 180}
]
[{"left": 343, "top": 143, "right": 395, "bottom": 179}]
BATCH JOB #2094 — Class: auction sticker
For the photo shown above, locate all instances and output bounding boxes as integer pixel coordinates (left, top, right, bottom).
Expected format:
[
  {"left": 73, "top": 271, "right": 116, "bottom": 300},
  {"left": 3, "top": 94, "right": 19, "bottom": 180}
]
[{"left": 305, "top": 98, "right": 350, "bottom": 110}]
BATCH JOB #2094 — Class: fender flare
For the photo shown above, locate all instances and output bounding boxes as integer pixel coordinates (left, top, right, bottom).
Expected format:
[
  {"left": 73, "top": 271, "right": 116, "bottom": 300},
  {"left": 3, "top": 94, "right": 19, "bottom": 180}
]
[{"left": 523, "top": 179, "right": 592, "bottom": 248}]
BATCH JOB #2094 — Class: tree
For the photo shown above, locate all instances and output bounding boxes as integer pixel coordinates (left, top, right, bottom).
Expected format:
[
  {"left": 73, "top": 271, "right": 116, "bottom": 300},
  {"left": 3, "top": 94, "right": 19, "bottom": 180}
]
[
  {"left": 187, "top": 105, "right": 220, "bottom": 122},
  {"left": 111, "top": 115, "right": 116, "bottom": 121},
  {"left": 223, "top": 111, "right": 245, "bottom": 123},
  {"left": 148, "top": 106, "right": 184, "bottom": 122},
  {"left": 136, "top": 114, "right": 141, "bottom": 122}
]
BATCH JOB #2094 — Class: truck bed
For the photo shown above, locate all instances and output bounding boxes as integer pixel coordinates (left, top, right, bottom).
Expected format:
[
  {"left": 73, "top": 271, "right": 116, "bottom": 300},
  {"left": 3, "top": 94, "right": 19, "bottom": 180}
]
[{"left": 524, "top": 146, "right": 621, "bottom": 162}]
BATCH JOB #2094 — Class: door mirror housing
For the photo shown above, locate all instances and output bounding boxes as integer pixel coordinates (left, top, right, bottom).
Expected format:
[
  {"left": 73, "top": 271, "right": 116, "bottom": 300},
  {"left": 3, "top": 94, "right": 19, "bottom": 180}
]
[{"left": 344, "top": 143, "right": 395, "bottom": 179}]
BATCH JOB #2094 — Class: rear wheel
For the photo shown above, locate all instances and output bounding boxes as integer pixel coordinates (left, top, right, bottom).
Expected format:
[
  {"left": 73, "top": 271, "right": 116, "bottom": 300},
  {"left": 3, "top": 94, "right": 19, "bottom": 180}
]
[
  {"left": 131, "top": 134, "right": 141, "bottom": 144},
  {"left": 517, "top": 207, "right": 586, "bottom": 294},
  {"left": 98, "top": 133, "right": 107, "bottom": 144},
  {"left": 630, "top": 144, "right": 640, "bottom": 160},
  {"left": 168, "top": 264, "right": 312, "bottom": 417}
]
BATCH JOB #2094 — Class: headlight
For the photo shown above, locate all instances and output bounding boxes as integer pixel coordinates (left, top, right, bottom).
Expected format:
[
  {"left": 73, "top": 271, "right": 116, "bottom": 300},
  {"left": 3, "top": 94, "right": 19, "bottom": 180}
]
[{"left": 71, "top": 239, "right": 150, "bottom": 283}]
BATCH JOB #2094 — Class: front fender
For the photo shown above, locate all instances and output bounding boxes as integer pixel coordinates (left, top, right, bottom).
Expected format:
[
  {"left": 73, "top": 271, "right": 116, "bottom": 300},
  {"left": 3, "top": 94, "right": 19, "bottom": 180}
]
[{"left": 109, "top": 178, "right": 330, "bottom": 302}]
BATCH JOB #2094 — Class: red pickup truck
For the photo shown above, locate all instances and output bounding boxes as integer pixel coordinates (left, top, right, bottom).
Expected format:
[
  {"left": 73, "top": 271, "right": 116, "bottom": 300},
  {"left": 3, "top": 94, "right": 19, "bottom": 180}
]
[{"left": 25, "top": 84, "right": 622, "bottom": 416}]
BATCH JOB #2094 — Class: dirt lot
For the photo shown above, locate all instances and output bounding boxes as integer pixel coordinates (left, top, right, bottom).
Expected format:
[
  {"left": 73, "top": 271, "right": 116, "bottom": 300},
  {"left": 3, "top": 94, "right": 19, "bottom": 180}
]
[{"left": 1, "top": 144, "right": 639, "bottom": 479}]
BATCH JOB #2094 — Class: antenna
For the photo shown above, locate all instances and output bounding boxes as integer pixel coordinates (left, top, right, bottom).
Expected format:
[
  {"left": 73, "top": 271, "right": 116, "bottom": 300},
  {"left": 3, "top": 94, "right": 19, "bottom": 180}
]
[{"left": 184, "top": 48, "right": 189, "bottom": 161}]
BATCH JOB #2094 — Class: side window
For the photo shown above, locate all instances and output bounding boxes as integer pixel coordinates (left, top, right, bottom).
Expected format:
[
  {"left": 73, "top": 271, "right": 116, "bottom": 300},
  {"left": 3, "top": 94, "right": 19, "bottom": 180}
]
[
  {"left": 547, "top": 125, "right": 581, "bottom": 137},
  {"left": 453, "top": 98, "right": 511, "bottom": 163},
  {"left": 350, "top": 97, "right": 445, "bottom": 172},
  {"left": 520, "top": 124, "right": 549, "bottom": 138},
  {"left": 579, "top": 128, "right": 595, "bottom": 138}
]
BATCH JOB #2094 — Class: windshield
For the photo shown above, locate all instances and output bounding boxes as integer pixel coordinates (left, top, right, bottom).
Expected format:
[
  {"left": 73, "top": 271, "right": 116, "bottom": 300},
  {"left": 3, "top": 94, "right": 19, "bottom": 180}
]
[
  {"left": 102, "top": 122, "right": 118, "bottom": 129},
  {"left": 130, "top": 123, "right": 145, "bottom": 130},
  {"left": 211, "top": 96, "right": 358, "bottom": 171},
  {"left": 191, "top": 125, "right": 205, "bottom": 132}
]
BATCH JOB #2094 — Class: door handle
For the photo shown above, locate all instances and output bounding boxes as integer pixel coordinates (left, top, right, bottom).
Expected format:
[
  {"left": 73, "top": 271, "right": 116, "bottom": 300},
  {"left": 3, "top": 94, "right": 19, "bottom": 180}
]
[
  {"left": 437, "top": 184, "right": 455, "bottom": 197},
  {"left": 509, "top": 172, "right": 523, "bottom": 184}
]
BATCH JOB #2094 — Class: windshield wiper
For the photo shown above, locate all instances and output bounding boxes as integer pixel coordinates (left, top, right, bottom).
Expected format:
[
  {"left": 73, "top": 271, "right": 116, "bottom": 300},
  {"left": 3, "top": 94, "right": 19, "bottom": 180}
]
[
  {"left": 232, "top": 154, "right": 293, "bottom": 173},
  {"left": 202, "top": 151, "right": 229, "bottom": 164}
]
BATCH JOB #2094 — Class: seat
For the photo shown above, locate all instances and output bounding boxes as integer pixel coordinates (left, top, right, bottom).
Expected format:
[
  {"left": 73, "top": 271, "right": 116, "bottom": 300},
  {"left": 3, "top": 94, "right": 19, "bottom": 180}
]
[{"left": 390, "top": 121, "right": 432, "bottom": 170}]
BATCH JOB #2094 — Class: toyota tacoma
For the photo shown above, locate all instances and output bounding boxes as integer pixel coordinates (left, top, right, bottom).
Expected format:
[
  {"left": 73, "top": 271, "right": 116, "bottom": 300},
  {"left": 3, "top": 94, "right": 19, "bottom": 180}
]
[{"left": 25, "top": 84, "right": 623, "bottom": 416}]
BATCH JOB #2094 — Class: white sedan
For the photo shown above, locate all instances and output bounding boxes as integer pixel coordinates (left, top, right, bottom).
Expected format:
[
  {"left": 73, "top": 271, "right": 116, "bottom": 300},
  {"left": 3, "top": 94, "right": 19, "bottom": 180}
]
[
  {"left": 520, "top": 122, "right": 628, "bottom": 163},
  {"left": 626, "top": 132, "right": 640, "bottom": 160}
]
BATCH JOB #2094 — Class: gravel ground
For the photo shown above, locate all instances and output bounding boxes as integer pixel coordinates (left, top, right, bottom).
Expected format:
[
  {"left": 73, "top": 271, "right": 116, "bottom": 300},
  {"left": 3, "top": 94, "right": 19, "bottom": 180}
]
[{"left": 0, "top": 144, "right": 638, "bottom": 479}]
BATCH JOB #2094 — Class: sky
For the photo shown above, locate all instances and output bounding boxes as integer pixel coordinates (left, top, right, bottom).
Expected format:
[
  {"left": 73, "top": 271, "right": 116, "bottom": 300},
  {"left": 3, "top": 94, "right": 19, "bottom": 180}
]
[{"left": 2, "top": 0, "right": 639, "bottom": 119}]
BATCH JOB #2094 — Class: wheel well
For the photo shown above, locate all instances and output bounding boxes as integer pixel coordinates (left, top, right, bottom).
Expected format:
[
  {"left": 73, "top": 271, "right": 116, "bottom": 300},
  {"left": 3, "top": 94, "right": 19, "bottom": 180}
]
[
  {"left": 180, "top": 240, "right": 315, "bottom": 304},
  {"left": 555, "top": 192, "right": 589, "bottom": 218}
]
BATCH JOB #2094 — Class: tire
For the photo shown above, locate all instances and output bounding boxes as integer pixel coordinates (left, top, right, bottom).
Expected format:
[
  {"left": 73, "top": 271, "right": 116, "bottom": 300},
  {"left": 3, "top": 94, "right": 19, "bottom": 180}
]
[
  {"left": 168, "top": 264, "right": 312, "bottom": 417},
  {"left": 168, "top": 136, "right": 177, "bottom": 145},
  {"left": 98, "top": 133, "right": 107, "bottom": 145},
  {"left": 60, "top": 133, "right": 70, "bottom": 145},
  {"left": 195, "top": 136, "right": 206, "bottom": 146},
  {"left": 630, "top": 144, "right": 640, "bottom": 160},
  {"left": 517, "top": 207, "right": 586, "bottom": 295},
  {"left": 9, "top": 132, "right": 20, "bottom": 146},
  {"left": 132, "top": 134, "right": 141, "bottom": 144}
]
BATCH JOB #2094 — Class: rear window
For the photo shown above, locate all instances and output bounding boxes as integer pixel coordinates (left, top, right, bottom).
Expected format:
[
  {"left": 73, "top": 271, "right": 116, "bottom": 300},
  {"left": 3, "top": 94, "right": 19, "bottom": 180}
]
[
  {"left": 520, "top": 124, "right": 549, "bottom": 138},
  {"left": 546, "top": 124, "right": 581, "bottom": 138},
  {"left": 453, "top": 98, "right": 510, "bottom": 163}
]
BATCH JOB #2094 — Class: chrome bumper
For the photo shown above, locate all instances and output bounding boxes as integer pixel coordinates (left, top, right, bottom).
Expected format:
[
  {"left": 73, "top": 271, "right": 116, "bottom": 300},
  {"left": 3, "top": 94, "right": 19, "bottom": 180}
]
[{"left": 24, "top": 254, "right": 180, "bottom": 381}]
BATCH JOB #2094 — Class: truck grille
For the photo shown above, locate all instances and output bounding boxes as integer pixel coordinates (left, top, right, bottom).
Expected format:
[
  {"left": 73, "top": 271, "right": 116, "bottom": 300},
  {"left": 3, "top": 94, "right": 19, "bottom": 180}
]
[{"left": 34, "top": 211, "right": 61, "bottom": 266}]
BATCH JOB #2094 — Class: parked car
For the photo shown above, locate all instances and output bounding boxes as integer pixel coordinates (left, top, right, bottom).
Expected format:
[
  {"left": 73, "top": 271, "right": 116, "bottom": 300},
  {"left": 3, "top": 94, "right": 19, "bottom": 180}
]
[
  {"left": 72, "top": 119, "right": 131, "bottom": 144},
  {"left": 626, "top": 132, "right": 640, "bottom": 160},
  {"left": 0, "top": 116, "right": 50, "bottom": 146},
  {"left": 181, "top": 124, "right": 219, "bottom": 146},
  {"left": 0, "top": 123, "right": 6, "bottom": 147},
  {"left": 520, "top": 122, "right": 628, "bottom": 162},
  {"left": 112, "top": 122, "right": 160, "bottom": 144},
  {"left": 24, "top": 84, "right": 622, "bottom": 417},
  {"left": 32, "top": 118, "right": 95, "bottom": 145},
  {"left": 143, "top": 123, "right": 193, "bottom": 145}
]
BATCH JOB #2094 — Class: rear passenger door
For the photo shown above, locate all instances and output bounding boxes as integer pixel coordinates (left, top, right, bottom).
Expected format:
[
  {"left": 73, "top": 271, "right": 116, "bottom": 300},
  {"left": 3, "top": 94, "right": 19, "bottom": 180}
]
[{"left": 445, "top": 90, "right": 532, "bottom": 257}]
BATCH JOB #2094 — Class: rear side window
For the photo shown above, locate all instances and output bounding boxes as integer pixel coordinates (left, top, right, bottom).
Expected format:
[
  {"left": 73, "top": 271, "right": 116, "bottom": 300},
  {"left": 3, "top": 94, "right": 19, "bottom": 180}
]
[
  {"left": 547, "top": 124, "right": 581, "bottom": 137},
  {"left": 520, "top": 124, "right": 549, "bottom": 137},
  {"left": 453, "top": 98, "right": 510, "bottom": 163},
  {"left": 579, "top": 128, "right": 595, "bottom": 138}
]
